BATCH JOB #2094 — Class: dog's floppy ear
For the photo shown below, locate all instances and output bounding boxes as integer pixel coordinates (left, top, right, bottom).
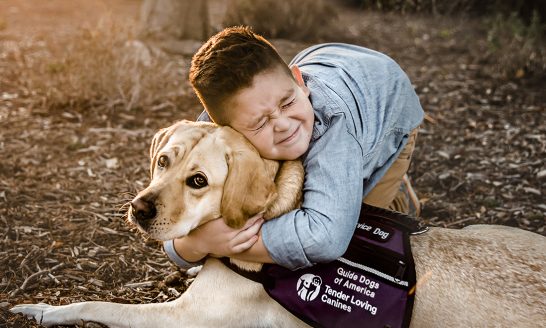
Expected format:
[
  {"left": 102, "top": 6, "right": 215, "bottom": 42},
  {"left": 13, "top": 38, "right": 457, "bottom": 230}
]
[{"left": 219, "top": 127, "right": 277, "bottom": 228}]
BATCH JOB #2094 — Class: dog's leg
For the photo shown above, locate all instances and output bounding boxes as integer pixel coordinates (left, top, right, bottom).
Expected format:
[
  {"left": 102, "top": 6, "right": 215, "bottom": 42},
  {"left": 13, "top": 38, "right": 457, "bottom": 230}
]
[
  {"left": 11, "top": 301, "right": 181, "bottom": 328},
  {"left": 12, "top": 259, "right": 308, "bottom": 328}
]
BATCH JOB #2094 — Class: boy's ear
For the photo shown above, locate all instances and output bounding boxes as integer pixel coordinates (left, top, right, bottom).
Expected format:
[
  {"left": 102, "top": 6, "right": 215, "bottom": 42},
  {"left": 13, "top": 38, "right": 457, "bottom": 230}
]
[
  {"left": 290, "top": 65, "right": 304, "bottom": 85},
  {"left": 290, "top": 65, "right": 309, "bottom": 95}
]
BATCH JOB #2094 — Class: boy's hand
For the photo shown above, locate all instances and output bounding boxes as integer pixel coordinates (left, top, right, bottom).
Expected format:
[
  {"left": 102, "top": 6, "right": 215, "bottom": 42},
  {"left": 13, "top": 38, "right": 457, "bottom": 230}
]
[{"left": 175, "top": 213, "right": 264, "bottom": 261}]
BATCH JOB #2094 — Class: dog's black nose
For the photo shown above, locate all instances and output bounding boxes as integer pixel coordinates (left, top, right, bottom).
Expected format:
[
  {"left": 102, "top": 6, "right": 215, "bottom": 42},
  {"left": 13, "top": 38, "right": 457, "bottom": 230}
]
[{"left": 131, "top": 197, "right": 157, "bottom": 223}]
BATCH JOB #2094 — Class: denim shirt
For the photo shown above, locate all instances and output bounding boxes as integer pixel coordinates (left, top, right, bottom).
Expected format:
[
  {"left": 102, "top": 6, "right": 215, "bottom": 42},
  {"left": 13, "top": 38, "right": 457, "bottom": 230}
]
[{"left": 198, "top": 44, "right": 424, "bottom": 270}]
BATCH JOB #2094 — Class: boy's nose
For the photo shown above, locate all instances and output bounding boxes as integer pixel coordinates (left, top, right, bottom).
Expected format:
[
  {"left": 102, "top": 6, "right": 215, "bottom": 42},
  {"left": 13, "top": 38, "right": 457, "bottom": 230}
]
[{"left": 273, "top": 116, "right": 291, "bottom": 132}]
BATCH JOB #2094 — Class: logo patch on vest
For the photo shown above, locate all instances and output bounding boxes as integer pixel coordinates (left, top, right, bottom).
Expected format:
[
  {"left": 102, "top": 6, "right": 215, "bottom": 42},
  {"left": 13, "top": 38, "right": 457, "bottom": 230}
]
[
  {"left": 297, "top": 274, "right": 322, "bottom": 301},
  {"left": 308, "top": 267, "right": 380, "bottom": 316}
]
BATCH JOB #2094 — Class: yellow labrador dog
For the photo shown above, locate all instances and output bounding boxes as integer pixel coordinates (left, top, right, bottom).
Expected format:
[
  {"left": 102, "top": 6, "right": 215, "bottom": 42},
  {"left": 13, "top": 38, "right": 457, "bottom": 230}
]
[{"left": 12, "top": 120, "right": 546, "bottom": 327}]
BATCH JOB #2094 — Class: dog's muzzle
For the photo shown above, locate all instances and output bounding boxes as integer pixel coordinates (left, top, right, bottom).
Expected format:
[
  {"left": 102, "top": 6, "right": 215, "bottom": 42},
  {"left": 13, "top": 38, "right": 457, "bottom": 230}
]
[{"left": 130, "top": 196, "right": 157, "bottom": 230}]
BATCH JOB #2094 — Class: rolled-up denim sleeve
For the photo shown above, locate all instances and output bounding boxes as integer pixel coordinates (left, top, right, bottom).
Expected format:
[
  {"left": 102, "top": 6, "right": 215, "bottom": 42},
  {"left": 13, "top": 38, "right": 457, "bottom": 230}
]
[{"left": 261, "top": 114, "right": 366, "bottom": 270}]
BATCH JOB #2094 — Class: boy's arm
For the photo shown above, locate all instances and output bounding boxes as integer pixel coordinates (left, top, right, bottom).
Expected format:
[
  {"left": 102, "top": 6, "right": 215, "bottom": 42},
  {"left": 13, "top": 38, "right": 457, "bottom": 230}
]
[
  {"left": 168, "top": 214, "right": 274, "bottom": 265},
  {"left": 228, "top": 232, "right": 274, "bottom": 263}
]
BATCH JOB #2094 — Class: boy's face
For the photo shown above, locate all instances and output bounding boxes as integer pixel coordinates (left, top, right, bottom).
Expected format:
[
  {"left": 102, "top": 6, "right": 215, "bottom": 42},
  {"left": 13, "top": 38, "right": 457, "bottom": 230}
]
[{"left": 224, "top": 65, "right": 314, "bottom": 160}]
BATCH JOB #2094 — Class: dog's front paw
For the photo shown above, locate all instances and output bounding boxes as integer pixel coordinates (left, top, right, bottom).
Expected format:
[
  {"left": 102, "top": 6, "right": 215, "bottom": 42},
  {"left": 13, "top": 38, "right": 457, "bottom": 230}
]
[{"left": 11, "top": 303, "right": 58, "bottom": 327}]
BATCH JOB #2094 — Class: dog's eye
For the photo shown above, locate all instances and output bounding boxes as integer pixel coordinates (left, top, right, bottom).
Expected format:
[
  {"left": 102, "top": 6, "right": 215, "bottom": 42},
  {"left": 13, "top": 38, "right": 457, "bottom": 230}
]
[
  {"left": 157, "top": 155, "right": 169, "bottom": 168},
  {"left": 186, "top": 173, "right": 208, "bottom": 189}
]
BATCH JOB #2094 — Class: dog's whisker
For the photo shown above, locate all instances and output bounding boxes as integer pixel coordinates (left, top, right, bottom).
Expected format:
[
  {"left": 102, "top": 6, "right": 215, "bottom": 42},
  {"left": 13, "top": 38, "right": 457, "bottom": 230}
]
[{"left": 117, "top": 201, "right": 132, "bottom": 213}]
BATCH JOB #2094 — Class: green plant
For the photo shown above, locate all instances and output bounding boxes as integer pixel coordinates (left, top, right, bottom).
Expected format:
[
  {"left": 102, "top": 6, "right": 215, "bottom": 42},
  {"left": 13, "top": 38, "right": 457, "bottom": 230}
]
[{"left": 486, "top": 10, "right": 545, "bottom": 77}]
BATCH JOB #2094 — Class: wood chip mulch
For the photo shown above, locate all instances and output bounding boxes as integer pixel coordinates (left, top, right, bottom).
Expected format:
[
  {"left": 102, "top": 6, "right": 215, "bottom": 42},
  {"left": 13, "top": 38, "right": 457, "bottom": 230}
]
[{"left": 1, "top": 2, "right": 544, "bottom": 327}]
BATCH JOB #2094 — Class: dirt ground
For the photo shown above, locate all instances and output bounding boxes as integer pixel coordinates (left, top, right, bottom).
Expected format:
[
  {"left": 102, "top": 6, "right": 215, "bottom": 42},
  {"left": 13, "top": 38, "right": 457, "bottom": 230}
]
[{"left": 0, "top": 1, "right": 544, "bottom": 327}]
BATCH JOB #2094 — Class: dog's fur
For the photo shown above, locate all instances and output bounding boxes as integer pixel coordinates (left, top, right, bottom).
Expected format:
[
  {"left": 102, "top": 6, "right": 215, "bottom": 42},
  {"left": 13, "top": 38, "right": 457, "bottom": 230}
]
[{"left": 12, "top": 121, "right": 546, "bottom": 327}]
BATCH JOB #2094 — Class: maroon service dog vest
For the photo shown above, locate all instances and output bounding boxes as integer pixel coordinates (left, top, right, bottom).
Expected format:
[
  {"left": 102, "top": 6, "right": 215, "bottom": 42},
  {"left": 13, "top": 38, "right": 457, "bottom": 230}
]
[{"left": 220, "top": 204, "right": 427, "bottom": 328}]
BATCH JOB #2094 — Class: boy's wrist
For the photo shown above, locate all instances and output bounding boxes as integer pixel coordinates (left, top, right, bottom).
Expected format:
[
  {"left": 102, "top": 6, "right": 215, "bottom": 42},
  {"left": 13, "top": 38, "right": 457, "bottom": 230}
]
[
  {"left": 163, "top": 239, "right": 206, "bottom": 270},
  {"left": 173, "top": 237, "right": 207, "bottom": 262}
]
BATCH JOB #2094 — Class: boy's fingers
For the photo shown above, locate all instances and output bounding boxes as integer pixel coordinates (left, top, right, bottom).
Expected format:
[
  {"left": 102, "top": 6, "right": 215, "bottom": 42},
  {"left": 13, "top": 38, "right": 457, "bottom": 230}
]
[
  {"left": 242, "top": 213, "right": 264, "bottom": 229},
  {"left": 243, "top": 218, "right": 263, "bottom": 237},
  {"left": 231, "top": 235, "right": 259, "bottom": 254},
  {"left": 231, "top": 218, "right": 263, "bottom": 248}
]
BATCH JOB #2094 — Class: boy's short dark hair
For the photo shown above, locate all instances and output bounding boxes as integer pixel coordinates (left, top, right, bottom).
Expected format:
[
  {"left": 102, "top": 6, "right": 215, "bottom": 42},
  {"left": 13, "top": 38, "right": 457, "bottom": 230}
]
[{"left": 189, "top": 26, "right": 291, "bottom": 124}]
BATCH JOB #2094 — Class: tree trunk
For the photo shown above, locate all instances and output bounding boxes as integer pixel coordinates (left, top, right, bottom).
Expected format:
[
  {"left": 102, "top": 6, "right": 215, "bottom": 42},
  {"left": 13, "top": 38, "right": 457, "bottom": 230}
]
[{"left": 138, "top": 0, "right": 210, "bottom": 54}]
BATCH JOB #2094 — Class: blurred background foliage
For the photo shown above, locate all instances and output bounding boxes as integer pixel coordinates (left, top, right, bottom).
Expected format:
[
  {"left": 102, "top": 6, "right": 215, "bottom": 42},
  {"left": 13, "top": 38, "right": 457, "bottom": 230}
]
[
  {"left": 223, "top": 0, "right": 544, "bottom": 78},
  {"left": 342, "top": 0, "right": 544, "bottom": 19},
  {"left": 2, "top": 0, "right": 543, "bottom": 114},
  {"left": 223, "top": 0, "right": 339, "bottom": 41}
]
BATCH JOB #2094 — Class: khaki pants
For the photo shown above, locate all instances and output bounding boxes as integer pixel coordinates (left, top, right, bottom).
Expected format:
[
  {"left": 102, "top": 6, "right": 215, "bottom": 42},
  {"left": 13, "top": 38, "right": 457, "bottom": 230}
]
[{"left": 363, "top": 129, "right": 419, "bottom": 215}]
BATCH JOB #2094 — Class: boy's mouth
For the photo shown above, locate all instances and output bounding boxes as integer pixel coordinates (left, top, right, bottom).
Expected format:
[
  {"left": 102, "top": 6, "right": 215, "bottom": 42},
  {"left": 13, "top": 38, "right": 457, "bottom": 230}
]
[{"left": 277, "top": 125, "right": 300, "bottom": 145}]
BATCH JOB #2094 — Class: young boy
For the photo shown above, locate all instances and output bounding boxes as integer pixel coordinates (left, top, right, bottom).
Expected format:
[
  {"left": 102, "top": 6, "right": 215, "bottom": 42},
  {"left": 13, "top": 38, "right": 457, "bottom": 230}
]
[{"left": 163, "top": 26, "right": 424, "bottom": 271}]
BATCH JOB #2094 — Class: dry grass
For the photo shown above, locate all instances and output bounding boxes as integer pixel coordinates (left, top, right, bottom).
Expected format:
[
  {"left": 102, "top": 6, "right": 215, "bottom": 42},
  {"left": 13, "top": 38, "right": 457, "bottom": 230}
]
[{"left": 4, "top": 17, "right": 191, "bottom": 113}]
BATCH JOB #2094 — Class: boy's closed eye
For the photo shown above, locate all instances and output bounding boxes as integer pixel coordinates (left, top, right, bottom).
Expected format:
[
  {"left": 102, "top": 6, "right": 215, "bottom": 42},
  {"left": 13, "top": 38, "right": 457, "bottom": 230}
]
[
  {"left": 253, "top": 118, "right": 269, "bottom": 132},
  {"left": 281, "top": 98, "right": 296, "bottom": 109},
  {"left": 251, "top": 98, "right": 296, "bottom": 132}
]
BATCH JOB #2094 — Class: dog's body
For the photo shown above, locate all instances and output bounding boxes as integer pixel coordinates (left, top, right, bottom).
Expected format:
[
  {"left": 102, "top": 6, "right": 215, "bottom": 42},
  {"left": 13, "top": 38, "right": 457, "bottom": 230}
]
[{"left": 12, "top": 121, "right": 546, "bottom": 327}]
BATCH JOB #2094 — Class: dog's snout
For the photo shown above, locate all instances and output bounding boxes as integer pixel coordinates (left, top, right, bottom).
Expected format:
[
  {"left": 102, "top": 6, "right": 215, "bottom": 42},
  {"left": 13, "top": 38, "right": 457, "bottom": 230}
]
[{"left": 131, "top": 197, "right": 157, "bottom": 223}]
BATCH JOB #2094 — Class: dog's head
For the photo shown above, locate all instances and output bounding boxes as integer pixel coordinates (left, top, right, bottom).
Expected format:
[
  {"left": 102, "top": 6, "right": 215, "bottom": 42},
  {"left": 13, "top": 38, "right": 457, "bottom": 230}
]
[{"left": 128, "top": 120, "right": 278, "bottom": 240}]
